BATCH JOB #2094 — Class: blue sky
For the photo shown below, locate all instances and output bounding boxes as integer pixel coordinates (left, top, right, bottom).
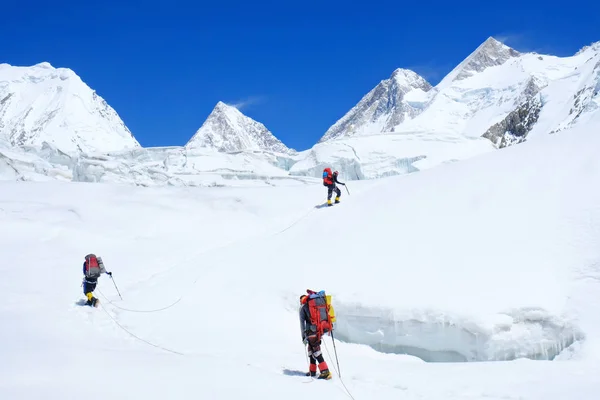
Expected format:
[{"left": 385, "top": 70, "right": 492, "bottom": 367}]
[{"left": 2, "top": 1, "right": 599, "bottom": 151}]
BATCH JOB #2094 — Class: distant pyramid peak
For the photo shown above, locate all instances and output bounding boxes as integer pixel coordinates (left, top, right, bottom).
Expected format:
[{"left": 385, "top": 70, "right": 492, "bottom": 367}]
[
  {"left": 185, "top": 101, "right": 292, "bottom": 154},
  {"left": 482, "top": 36, "right": 503, "bottom": 46},
  {"left": 437, "top": 36, "right": 520, "bottom": 88},
  {"left": 391, "top": 68, "right": 419, "bottom": 77},
  {"left": 215, "top": 100, "right": 229, "bottom": 109},
  {"left": 477, "top": 36, "right": 519, "bottom": 56},
  {"left": 317, "top": 67, "right": 432, "bottom": 143}
]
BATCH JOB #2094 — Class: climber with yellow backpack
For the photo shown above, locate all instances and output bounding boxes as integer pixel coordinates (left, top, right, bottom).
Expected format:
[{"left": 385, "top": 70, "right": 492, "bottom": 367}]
[{"left": 299, "top": 289, "right": 337, "bottom": 379}]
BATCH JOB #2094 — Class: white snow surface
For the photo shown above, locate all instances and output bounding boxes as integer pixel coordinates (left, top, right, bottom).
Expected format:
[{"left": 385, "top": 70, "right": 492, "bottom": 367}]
[
  {"left": 0, "top": 62, "right": 140, "bottom": 154},
  {"left": 1, "top": 122, "right": 600, "bottom": 399},
  {"left": 186, "top": 101, "right": 293, "bottom": 154}
]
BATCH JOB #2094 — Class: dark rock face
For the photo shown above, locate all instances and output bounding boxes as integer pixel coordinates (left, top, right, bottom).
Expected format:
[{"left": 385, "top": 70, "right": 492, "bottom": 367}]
[{"left": 483, "top": 96, "right": 542, "bottom": 148}]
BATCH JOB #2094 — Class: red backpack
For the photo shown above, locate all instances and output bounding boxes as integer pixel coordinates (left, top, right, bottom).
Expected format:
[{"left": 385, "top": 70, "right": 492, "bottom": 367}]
[
  {"left": 322, "top": 168, "right": 333, "bottom": 186},
  {"left": 84, "top": 254, "right": 102, "bottom": 279},
  {"left": 305, "top": 289, "right": 336, "bottom": 336}
]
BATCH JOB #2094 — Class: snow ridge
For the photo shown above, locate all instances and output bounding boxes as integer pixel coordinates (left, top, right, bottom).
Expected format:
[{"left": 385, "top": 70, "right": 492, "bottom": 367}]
[
  {"left": 0, "top": 62, "right": 140, "bottom": 154},
  {"left": 186, "top": 101, "right": 293, "bottom": 154}
]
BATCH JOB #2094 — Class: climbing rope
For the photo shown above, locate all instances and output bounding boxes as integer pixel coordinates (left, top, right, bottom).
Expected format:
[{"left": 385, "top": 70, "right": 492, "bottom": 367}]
[
  {"left": 97, "top": 205, "right": 319, "bottom": 315},
  {"left": 324, "top": 338, "right": 358, "bottom": 400},
  {"left": 273, "top": 207, "right": 316, "bottom": 235},
  {"left": 98, "top": 303, "right": 184, "bottom": 356},
  {"left": 98, "top": 289, "right": 183, "bottom": 313}
]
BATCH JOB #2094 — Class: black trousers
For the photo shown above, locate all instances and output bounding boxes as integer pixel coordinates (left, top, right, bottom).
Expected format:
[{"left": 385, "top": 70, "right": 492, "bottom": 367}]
[
  {"left": 83, "top": 281, "right": 97, "bottom": 295},
  {"left": 327, "top": 185, "right": 341, "bottom": 200}
]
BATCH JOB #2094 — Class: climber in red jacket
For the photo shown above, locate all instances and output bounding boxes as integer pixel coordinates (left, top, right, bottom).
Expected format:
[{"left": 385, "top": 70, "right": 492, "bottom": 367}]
[{"left": 322, "top": 168, "right": 345, "bottom": 206}]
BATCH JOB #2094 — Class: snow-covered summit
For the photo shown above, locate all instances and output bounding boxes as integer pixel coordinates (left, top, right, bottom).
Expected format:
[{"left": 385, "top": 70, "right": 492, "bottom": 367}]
[
  {"left": 394, "top": 38, "right": 600, "bottom": 145},
  {"left": 318, "top": 68, "right": 432, "bottom": 142},
  {"left": 437, "top": 37, "right": 520, "bottom": 88},
  {"left": 0, "top": 62, "right": 140, "bottom": 154},
  {"left": 186, "top": 101, "right": 293, "bottom": 154}
]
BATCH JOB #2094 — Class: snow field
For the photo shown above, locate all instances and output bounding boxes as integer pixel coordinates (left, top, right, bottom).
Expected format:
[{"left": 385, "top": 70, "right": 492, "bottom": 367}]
[{"left": 1, "top": 122, "right": 600, "bottom": 399}]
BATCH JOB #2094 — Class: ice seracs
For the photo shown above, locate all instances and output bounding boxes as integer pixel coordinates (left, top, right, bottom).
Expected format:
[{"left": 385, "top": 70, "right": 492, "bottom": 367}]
[
  {"left": 0, "top": 62, "right": 140, "bottom": 154},
  {"left": 185, "top": 101, "right": 293, "bottom": 154}
]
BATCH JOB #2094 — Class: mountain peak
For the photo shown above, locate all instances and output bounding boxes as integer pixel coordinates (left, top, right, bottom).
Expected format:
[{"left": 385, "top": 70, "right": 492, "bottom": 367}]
[
  {"left": 391, "top": 68, "right": 417, "bottom": 77},
  {"left": 215, "top": 100, "right": 229, "bottom": 109},
  {"left": 482, "top": 36, "right": 502, "bottom": 46},
  {"left": 211, "top": 101, "right": 242, "bottom": 118},
  {"left": 0, "top": 63, "right": 140, "bottom": 154},
  {"left": 390, "top": 68, "right": 429, "bottom": 85},
  {"left": 318, "top": 68, "right": 432, "bottom": 142},
  {"left": 437, "top": 36, "right": 520, "bottom": 87},
  {"left": 185, "top": 101, "right": 292, "bottom": 154},
  {"left": 476, "top": 36, "right": 518, "bottom": 56}
]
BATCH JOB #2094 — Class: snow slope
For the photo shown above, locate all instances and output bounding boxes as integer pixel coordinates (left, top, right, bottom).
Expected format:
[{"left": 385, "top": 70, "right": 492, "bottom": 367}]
[
  {"left": 186, "top": 101, "right": 294, "bottom": 154},
  {"left": 1, "top": 118, "right": 600, "bottom": 399},
  {"left": 0, "top": 62, "right": 140, "bottom": 154}
]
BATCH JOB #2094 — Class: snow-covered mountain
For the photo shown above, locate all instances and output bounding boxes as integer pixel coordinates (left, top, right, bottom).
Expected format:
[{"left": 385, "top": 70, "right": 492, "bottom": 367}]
[
  {"left": 316, "top": 37, "right": 600, "bottom": 151},
  {"left": 393, "top": 37, "right": 600, "bottom": 147},
  {"left": 0, "top": 62, "right": 140, "bottom": 154},
  {"left": 319, "top": 69, "right": 433, "bottom": 142},
  {"left": 186, "top": 101, "right": 293, "bottom": 154},
  {"left": 288, "top": 37, "right": 600, "bottom": 180},
  {"left": 437, "top": 36, "right": 521, "bottom": 87},
  {"left": 1, "top": 36, "right": 598, "bottom": 187}
]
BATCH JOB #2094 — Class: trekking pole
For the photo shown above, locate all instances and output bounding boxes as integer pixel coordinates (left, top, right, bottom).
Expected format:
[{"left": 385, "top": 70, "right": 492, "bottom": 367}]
[
  {"left": 331, "top": 330, "right": 342, "bottom": 378},
  {"left": 110, "top": 275, "right": 123, "bottom": 300}
]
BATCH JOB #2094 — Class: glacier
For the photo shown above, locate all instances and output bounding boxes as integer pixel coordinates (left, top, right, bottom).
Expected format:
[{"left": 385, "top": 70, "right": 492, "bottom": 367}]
[
  {"left": 1, "top": 118, "right": 600, "bottom": 399},
  {"left": 0, "top": 142, "right": 313, "bottom": 187}
]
